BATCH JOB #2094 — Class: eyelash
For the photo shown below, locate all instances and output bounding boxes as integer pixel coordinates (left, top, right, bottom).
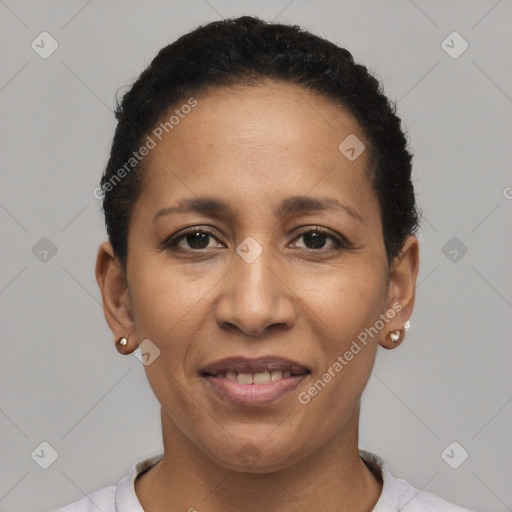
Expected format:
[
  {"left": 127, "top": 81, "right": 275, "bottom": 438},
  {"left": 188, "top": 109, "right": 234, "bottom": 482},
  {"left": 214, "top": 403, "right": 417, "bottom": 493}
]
[{"left": 161, "top": 226, "right": 351, "bottom": 252}]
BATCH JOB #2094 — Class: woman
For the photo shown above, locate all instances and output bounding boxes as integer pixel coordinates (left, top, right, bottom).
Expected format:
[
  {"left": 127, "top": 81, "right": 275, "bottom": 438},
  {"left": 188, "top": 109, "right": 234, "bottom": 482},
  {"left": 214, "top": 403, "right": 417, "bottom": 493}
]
[{"left": 54, "top": 15, "right": 473, "bottom": 512}]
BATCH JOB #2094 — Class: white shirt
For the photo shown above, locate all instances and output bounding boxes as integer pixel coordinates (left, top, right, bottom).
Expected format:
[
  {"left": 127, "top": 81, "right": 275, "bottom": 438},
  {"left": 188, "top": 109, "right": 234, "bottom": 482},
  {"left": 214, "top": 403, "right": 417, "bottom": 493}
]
[{"left": 50, "top": 450, "right": 474, "bottom": 511}]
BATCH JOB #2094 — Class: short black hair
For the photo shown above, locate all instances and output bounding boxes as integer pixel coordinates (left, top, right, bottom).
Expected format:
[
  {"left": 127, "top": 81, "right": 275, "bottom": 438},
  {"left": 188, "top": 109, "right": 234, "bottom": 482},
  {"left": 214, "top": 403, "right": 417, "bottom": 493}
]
[{"left": 100, "top": 15, "right": 420, "bottom": 270}]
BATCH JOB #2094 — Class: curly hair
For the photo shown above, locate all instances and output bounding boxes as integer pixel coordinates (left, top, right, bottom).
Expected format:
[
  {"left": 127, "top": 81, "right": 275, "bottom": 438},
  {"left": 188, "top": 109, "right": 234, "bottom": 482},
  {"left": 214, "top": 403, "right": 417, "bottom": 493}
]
[{"left": 100, "top": 15, "right": 420, "bottom": 270}]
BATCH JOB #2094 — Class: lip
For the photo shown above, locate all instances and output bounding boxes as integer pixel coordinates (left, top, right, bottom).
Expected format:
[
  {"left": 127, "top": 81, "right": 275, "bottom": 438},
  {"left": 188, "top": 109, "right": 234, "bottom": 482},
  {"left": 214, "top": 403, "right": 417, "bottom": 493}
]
[
  {"left": 199, "top": 356, "right": 310, "bottom": 375},
  {"left": 199, "top": 356, "right": 310, "bottom": 407},
  {"left": 204, "top": 374, "right": 308, "bottom": 406}
]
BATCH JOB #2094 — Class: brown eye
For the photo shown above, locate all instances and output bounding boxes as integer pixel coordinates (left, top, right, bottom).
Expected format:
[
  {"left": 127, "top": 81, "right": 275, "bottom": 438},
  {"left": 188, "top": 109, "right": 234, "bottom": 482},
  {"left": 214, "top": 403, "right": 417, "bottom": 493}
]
[
  {"left": 291, "top": 227, "right": 350, "bottom": 251},
  {"left": 180, "top": 231, "right": 212, "bottom": 249},
  {"left": 302, "top": 231, "right": 329, "bottom": 249},
  {"left": 162, "top": 227, "right": 224, "bottom": 251}
]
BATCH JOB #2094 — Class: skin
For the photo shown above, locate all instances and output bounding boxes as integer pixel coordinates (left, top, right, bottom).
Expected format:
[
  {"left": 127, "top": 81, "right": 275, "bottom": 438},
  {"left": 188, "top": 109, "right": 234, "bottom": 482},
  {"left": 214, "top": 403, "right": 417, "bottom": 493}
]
[{"left": 95, "top": 80, "right": 419, "bottom": 512}]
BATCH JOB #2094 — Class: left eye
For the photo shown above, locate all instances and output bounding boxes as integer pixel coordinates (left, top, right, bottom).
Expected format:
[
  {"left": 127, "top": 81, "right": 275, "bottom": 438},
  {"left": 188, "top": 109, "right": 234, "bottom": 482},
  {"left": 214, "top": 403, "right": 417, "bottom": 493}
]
[{"left": 291, "top": 229, "right": 346, "bottom": 250}]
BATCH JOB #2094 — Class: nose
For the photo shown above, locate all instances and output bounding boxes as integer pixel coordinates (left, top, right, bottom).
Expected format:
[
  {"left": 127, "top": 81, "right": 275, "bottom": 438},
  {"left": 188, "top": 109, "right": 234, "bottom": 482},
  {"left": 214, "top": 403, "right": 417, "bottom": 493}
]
[{"left": 213, "top": 247, "right": 297, "bottom": 337}]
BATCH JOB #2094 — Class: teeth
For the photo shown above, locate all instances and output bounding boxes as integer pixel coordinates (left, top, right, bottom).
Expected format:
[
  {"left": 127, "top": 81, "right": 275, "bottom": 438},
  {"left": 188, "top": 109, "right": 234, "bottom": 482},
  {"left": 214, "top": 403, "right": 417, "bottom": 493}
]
[
  {"left": 219, "top": 369, "right": 296, "bottom": 385},
  {"left": 237, "top": 373, "right": 253, "bottom": 385},
  {"left": 270, "top": 370, "right": 282, "bottom": 381},
  {"left": 253, "top": 372, "right": 271, "bottom": 385},
  {"left": 226, "top": 372, "right": 237, "bottom": 383}
]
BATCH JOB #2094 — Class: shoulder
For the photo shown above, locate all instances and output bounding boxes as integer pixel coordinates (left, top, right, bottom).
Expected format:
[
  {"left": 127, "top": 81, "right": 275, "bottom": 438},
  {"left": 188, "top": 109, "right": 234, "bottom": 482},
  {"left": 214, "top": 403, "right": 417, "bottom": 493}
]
[
  {"left": 49, "top": 485, "right": 116, "bottom": 511},
  {"left": 359, "top": 450, "right": 475, "bottom": 512}
]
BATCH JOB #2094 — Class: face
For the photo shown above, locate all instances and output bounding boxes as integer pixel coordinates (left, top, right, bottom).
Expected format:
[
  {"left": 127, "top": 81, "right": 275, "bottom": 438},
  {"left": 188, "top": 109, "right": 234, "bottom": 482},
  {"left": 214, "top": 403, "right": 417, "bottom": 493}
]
[{"left": 98, "top": 80, "right": 417, "bottom": 473}]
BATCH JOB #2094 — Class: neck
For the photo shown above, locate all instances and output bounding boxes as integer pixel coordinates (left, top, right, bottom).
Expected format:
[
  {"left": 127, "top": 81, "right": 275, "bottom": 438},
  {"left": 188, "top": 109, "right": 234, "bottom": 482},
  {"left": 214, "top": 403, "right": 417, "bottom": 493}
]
[{"left": 135, "top": 405, "right": 382, "bottom": 512}]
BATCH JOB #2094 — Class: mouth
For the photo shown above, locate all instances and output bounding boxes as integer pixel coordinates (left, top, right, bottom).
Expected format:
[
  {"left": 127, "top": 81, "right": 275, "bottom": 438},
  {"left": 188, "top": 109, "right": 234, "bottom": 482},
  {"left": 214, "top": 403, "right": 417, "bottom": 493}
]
[{"left": 199, "top": 356, "right": 310, "bottom": 406}]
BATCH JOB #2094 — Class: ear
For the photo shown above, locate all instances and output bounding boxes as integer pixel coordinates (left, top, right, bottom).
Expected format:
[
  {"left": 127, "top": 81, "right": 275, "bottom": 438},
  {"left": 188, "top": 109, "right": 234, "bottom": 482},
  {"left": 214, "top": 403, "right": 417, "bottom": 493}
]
[
  {"left": 95, "top": 241, "right": 135, "bottom": 348},
  {"left": 379, "top": 235, "right": 420, "bottom": 350}
]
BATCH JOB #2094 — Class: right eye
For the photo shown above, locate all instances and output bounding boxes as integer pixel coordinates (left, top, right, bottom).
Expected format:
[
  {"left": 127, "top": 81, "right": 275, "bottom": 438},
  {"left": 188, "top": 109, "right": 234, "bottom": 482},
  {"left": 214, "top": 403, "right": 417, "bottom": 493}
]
[{"left": 161, "top": 227, "right": 225, "bottom": 251}]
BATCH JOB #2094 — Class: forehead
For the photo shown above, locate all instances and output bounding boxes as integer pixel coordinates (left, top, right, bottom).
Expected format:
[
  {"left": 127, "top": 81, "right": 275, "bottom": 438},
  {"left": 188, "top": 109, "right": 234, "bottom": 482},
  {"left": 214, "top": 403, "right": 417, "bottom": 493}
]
[{"left": 136, "top": 80, "right": 378, "bottom": 221}]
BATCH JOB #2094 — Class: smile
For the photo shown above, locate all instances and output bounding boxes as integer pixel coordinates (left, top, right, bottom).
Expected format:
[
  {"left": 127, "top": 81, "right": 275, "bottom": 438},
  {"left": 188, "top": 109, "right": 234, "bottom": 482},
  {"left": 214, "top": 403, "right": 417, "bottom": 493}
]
[{"left": 200, "top": 356, "right": 310, "bottom": 406}]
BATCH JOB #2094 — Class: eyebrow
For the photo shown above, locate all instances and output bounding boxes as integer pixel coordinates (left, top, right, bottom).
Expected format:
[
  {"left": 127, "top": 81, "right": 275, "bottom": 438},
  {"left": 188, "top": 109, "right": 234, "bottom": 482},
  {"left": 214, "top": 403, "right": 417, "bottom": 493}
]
[{"left": 153, "top": 195, "right": 364, "bottom": 225}]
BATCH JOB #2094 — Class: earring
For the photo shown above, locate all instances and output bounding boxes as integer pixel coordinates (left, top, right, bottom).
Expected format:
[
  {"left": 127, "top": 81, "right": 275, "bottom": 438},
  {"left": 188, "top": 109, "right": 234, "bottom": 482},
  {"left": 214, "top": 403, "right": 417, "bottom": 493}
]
[
  {"left": 389, "top": 330, "right": 401, "bottom": 343},
  {"left": 116, "top": 335, "right": 129, "bottom": 354},
  {"left": 404, "top": 320, "right": 410, "bottom": 332},
  {"left": 117, "top": 336, "right": 128, "bottom": 346}
]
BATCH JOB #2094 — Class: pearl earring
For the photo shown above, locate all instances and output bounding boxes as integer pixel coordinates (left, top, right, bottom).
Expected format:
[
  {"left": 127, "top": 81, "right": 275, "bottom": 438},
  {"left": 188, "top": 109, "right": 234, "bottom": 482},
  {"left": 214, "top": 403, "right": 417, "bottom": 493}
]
[
  {"left": 389, "top": 330, "right": 401, "bottom": 343},
  {"left": 117, "top": 336, "right": 128, "bottom": 347},
  {"left": 115, "top": 336, "right": 130, "bottom": 354}
]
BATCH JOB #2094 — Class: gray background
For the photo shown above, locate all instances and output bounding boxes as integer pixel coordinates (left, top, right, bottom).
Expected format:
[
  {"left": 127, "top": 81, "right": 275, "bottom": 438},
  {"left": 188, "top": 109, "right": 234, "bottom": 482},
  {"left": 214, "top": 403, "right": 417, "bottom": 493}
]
[{"left": 0, "top": 1, "right": 511, "bottom": 511}]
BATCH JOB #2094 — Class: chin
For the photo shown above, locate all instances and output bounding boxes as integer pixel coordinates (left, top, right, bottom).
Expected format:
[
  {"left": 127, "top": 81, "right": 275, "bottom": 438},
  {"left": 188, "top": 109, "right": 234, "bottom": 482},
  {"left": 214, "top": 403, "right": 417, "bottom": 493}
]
[{"left": 205, "top": 435, "right": 312, "bottom": 474}]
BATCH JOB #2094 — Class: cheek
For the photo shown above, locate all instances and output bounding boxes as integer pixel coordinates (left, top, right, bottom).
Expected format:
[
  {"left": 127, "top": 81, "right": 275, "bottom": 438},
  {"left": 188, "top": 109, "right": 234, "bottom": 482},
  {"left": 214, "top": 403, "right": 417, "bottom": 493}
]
[
  {"left": 126, "top": 263, "right": 210, "bottom": 413},
  {"left": 128, "top": 258, "right": 213, "bottom": 336},
  {"left": 299, "top": 260, "right": 386, "bottom": 397},
  {"left": 304, "top": 258, "right": 388, "bottom": 343},
  {"left": 125, "top": 264, "right": 203, "bottom": 389}
]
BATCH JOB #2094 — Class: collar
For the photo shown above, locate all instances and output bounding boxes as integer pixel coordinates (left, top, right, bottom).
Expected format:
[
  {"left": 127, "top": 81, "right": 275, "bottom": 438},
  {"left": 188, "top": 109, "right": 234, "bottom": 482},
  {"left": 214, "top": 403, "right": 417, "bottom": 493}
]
[
  {"left": 359, "top": 449, "right": 399, "bottom": 511},
  {"left": 115, "top": 453, "right": 163, "bottom": 511}
]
